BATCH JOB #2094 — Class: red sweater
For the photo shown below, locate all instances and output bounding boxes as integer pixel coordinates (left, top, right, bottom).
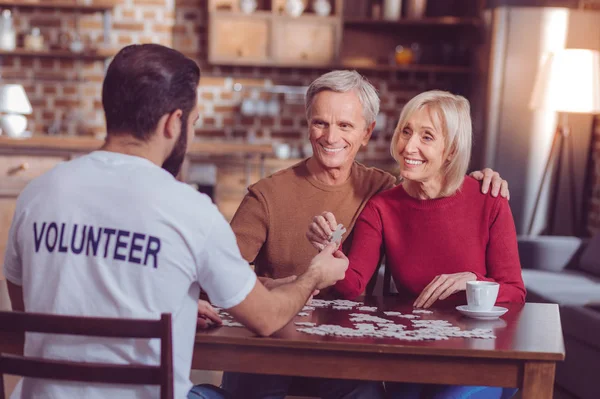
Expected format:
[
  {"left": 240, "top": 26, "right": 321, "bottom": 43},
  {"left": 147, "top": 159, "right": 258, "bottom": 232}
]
[{"left": 335, "top": 176, "right": 526, "bottom": 304}]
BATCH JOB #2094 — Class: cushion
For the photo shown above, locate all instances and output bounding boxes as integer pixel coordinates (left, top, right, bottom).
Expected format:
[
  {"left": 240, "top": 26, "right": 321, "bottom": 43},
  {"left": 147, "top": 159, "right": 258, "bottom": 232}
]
[
  {"left": 522, "top": 269, "right": 600, "bottom": 305},
  {"left": 518, "top": 235, "right": 583, "bottom": 272},
  {"left": 579, "top": 233, "right": 600, "bottom": 278},
  {"left": 560, "top": 305, "right": 600, "bottom": 351}
]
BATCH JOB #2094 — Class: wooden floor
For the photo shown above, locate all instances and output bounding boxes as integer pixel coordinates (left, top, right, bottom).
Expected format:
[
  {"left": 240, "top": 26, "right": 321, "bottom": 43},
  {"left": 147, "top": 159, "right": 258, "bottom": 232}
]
[{"left": 3, "top": 373, "right": 581, "bottom": 399}]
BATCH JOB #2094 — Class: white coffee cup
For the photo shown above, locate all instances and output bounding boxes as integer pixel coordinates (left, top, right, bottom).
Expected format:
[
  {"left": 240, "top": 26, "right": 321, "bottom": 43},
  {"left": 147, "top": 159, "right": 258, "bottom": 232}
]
[{"left": 466, "top": 281, "right": 499, "bottom": 312}]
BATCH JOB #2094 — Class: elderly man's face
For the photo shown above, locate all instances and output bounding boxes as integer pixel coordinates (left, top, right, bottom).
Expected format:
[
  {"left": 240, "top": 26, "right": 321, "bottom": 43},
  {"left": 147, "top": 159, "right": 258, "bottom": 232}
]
[
  {"left": 308, "top": 90, "right": 372, "bottom": 171},
  {"left": 395, "top": 105, "right": 447, "bottom": 184}
]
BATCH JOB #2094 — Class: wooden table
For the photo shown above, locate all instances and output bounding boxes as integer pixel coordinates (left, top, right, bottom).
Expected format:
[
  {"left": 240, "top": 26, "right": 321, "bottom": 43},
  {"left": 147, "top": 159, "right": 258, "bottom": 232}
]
[{"left": 193, "top": 298, "right": 565, "bottom": 399}]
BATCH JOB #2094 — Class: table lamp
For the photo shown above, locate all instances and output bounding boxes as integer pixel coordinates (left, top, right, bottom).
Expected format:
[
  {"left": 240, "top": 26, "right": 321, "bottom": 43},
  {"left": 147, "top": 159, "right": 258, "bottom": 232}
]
[
  {"left": 0, "top": 84, "right": 33, "bottom": 137},
  {"left": 528, "top": 48, "right": 600, "bottom": 235}
]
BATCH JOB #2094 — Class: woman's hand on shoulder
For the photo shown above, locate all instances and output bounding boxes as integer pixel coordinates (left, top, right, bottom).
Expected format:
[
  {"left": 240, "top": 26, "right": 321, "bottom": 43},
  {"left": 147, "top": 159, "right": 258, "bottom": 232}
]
[
  {"left": 469, "top": 168, "right": 510, "bottom": 199},
  {"left": 413, "top": 272, "right": 477, "bottom": 309},
  {"left": 306, "top": 211, "right": 338, "bottom": 251}
]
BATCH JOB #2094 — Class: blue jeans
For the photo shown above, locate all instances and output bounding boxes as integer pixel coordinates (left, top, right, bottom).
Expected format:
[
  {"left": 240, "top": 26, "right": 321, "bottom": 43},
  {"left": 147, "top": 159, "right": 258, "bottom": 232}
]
[
  {"left": 188, "top": 384, "right": 231, "bottom": 399},
  {"left": 385, "top": 382, "right": 518, "bottom": 399},
  {"left": 221, "top": 372, "right": 384, "bottom": 399}
]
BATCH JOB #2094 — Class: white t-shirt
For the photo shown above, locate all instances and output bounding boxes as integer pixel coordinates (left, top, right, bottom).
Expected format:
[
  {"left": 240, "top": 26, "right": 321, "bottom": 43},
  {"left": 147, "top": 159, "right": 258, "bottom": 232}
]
[{"left": 3, "top": 151, "right": 257, "bottom": 399}]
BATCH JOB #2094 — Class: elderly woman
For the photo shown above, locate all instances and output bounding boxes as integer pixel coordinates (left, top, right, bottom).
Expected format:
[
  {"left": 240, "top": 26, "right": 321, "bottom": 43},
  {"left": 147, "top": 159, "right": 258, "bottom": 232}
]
[{"left": 307, "top": 90, "right": 525, "bottom": 399}]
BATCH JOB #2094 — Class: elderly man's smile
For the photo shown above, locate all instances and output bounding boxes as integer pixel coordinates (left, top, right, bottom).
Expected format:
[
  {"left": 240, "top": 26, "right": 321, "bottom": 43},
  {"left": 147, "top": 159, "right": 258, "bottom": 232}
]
[{"left": 321, "top": 144, "right": 346, "bottom": 154}]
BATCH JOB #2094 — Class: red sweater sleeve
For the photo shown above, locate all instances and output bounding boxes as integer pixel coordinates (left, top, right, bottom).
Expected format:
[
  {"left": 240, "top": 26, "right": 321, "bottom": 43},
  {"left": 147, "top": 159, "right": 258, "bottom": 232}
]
[
  {"left": 335, "top": 201, "right": 384, "bottom": 299},
  {"left": 475, "top": 199, "right": 526, "bottom": 303}
]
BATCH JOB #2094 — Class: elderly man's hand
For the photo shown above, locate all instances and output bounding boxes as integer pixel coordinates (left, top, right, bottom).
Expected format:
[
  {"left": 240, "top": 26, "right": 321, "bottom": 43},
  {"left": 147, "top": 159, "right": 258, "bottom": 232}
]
[
  {"left": 197, "top": 299, "right": 222, "bottom": 330},
  {"left": 413, "top": 272, "right": 477, "bottom": 309},
  {"left": 307, "top": 211, "right": 339, "bottom": 251},
  {"left": 469, "top": 168, "right": 509, "bottom": 199}
]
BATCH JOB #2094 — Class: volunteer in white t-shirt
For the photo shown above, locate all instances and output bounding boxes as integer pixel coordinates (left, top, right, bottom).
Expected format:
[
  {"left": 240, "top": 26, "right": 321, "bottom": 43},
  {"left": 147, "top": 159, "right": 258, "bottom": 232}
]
[{"left": 3, "top": 44, "right": 350, "bottom": 399}]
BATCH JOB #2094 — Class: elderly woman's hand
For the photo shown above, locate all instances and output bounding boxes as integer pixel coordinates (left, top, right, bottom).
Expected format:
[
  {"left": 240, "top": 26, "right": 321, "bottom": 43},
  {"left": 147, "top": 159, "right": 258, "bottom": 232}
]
[
  {"left": 306, "top": 211, "right": 338, "bottom": 251},
  {"left": 469, "top": 168, "right": 510, "bottom": 199},
  {"left": 197, "top": 299, "right": 222, "bottom": 329},
  {"left": 413, "top": 272, "right": 477, "bottom": 309}
]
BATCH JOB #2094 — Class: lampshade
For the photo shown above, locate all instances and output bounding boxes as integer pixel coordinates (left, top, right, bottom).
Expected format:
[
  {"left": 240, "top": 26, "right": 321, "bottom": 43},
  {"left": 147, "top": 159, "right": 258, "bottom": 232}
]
[
  {"left": 530, "top": 49, "right": 600, "bottom": 114},
  {"left": 0, "top": 84, "right": 33, "bottom": 115}
]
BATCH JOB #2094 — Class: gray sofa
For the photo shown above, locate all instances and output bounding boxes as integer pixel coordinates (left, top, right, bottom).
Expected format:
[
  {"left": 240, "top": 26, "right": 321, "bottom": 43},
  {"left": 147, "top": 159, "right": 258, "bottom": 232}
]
[{"left": 518, "top": 234, "right": 600, "bottom": 399}]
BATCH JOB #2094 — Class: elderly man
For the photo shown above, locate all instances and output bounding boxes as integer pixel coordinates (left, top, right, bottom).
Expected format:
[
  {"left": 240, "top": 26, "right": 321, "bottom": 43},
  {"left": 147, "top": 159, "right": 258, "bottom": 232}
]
[
  {"left": 4, "top": 44, "right": 349, "bottom": 399},
  {"left": 222, "top": 71, "right": 509, "bottom": 398}
]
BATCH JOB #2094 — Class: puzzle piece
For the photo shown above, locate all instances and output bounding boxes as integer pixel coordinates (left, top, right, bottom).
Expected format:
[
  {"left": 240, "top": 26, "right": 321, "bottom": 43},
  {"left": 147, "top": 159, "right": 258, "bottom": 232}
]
[{"left": 329, "top": 224, "right": 347, "bottom": 245}]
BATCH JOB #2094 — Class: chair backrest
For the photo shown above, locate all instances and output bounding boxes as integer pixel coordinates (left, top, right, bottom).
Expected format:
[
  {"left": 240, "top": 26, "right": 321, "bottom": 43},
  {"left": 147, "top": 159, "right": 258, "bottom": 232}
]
[
  {"left": 0, "top": 311, "right": 173, "bottom": 399},
  {"left": 366, "top": 249, "right": 393, "bottom": 297},
  {"left": 365, "top": 256, "right": 398, "bottom": 297}
]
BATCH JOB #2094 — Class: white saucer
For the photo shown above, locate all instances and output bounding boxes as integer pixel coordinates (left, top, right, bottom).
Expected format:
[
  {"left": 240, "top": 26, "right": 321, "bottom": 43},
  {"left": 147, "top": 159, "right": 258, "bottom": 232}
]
[{"left": 456, "top": 305, "right": 508, "bottom": 320}]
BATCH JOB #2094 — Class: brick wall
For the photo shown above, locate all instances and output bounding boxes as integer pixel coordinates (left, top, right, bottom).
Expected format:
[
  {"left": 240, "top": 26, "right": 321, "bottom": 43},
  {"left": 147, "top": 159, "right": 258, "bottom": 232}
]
[
  {"left": 586, "top": 115, "right": 600, "bottom": 235},
  {"left": 1, "top": 0, "right": 469, "bottom": 166},
  {"left": 1, "top": 0, "right": 176, "bottom": 136}
]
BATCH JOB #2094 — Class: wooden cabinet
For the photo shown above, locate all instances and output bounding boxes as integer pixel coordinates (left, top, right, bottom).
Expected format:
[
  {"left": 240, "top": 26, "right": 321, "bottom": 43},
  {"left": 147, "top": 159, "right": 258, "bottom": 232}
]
[
  {"left": 0, "top": 149, "right": 71, "bottom": 279},
  {"left": 0, "top": 155, "right": 68, "bottom": 196},
  {"left": 209, "top": 12, "right": 271, "bottom": 65},
  {"left": 208, "top": 0, "right": 343, "bottom": 67},
  {"left": 273, "top": 17, "right": 339, "bottom": 66},
  {"left": 0, "top": 198, "right": 17, "bottom": 281},
  {"left": 207, "top": 0, "right": 485, "bottom": 76}
]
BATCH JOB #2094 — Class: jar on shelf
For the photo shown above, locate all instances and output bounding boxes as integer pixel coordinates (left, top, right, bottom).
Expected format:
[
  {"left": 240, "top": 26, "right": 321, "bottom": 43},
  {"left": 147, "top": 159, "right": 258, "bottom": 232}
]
[
  {"left": 24, "top": 27, "right": 44, "bottom": 51},
  {"left": 383, "top": 0, "right": 402, "bottom": 21},
  {"left": 69, "top": 33, "right": 84, "bottom": 53},
  {"left": 313, "top": 0, "right": 331, "bottom": 17},
  {"left": 405, "top": 0, "right": 427, "bottom": 19},
  {"left": 286, "top": 0, "right": 305, "bottom": 17},
  {"left": 395, "top": 45, "right": 414, "bottom": 65},
  {"left": 239, "top": 0, "right": 257, "bottom": 14}
]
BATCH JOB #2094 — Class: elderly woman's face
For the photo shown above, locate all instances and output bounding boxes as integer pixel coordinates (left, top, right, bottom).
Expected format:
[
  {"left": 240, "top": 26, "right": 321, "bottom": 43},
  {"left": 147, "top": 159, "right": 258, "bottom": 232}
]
[
  {"left": 395, "top": 105, "right": 448, "bottom": 184},
  {"left": 308, "top": 90, "right": 371, "bottom": 171}
]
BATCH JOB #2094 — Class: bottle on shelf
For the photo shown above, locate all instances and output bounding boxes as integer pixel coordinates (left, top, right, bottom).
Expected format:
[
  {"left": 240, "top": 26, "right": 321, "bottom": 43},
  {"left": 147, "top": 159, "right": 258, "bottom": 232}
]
[{"left": 0, "top": 9, "right": 16, "bottom": 51}]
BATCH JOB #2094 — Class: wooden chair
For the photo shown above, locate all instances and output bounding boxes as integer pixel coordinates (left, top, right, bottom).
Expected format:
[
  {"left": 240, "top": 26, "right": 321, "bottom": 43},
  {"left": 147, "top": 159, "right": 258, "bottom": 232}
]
[
  {"left": 365, "top": 250, "right": 396, "bottom": 297},
  {"left": 0, "top": 311, "right": 173, "bottom": 399}
]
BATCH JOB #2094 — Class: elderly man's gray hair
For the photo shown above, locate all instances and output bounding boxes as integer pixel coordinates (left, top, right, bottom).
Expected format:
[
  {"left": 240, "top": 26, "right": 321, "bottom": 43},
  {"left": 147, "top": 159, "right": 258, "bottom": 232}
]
[{"left": 305, "top": 70, "right": 380, "bottom": 126}]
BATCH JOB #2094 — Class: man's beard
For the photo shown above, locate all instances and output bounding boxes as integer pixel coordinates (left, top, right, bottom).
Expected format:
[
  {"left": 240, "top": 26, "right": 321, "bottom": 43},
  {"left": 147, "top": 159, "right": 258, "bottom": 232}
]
[{"left": 162, "top": 119, "right": 188, "bottom": 178}]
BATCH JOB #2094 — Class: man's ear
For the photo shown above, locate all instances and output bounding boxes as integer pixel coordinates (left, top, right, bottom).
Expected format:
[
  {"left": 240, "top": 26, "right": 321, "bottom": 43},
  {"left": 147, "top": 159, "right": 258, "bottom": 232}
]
[
  {"left": 164, "top": 109, "right": 183, "bottom": 139},
  {"left": 361, "top": 121, "right": 376, "bottom": 146}
]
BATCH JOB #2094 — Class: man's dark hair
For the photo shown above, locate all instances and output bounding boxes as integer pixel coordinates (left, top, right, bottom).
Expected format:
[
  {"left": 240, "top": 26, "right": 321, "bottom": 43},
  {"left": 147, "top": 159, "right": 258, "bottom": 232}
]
[{"left": 102, "top": 43, "right": 200, "bottom": 140}]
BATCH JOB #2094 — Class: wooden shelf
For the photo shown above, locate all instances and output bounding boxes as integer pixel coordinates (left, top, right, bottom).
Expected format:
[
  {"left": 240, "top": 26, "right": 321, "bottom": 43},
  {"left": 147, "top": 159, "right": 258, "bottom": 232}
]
[
  {"left": 344, "top": 17, "right": 482, "bottom": 27},
  {"left": 0, "top": 0, "right": 116, "bottom": 11},
  {"left": 0, "top": 48, "right": 115, "bottom": 60},
  {"left": 340, "top": 63, "right": 474, "bottom": 74},
  {"left": 207, "top": 60, "right": 473, "bottom": 74},
  {"left": 487, "top": 0, "right": 579, "bottom": 8}
]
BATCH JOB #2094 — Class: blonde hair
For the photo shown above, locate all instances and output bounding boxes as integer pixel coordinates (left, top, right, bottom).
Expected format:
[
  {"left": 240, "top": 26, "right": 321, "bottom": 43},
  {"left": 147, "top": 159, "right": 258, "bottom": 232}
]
[
  {"left": 305, "top": 70, "right": 380, "bottom": 126},
  {"left": 390, "top": 90, "right": 472, "bottom": 196}
]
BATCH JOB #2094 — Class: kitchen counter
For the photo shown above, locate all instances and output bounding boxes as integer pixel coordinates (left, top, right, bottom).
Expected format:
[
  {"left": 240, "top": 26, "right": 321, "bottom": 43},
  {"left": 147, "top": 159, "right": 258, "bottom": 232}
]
[{"left": 0, "top": 136, "right": 273, "bottom": 157}]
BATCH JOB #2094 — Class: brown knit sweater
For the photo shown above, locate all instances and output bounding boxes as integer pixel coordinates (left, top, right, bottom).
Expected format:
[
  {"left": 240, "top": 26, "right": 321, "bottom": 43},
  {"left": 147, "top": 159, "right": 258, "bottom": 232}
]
[{"left": 230, "top": 159, "right": 396, "bottom": 279}]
